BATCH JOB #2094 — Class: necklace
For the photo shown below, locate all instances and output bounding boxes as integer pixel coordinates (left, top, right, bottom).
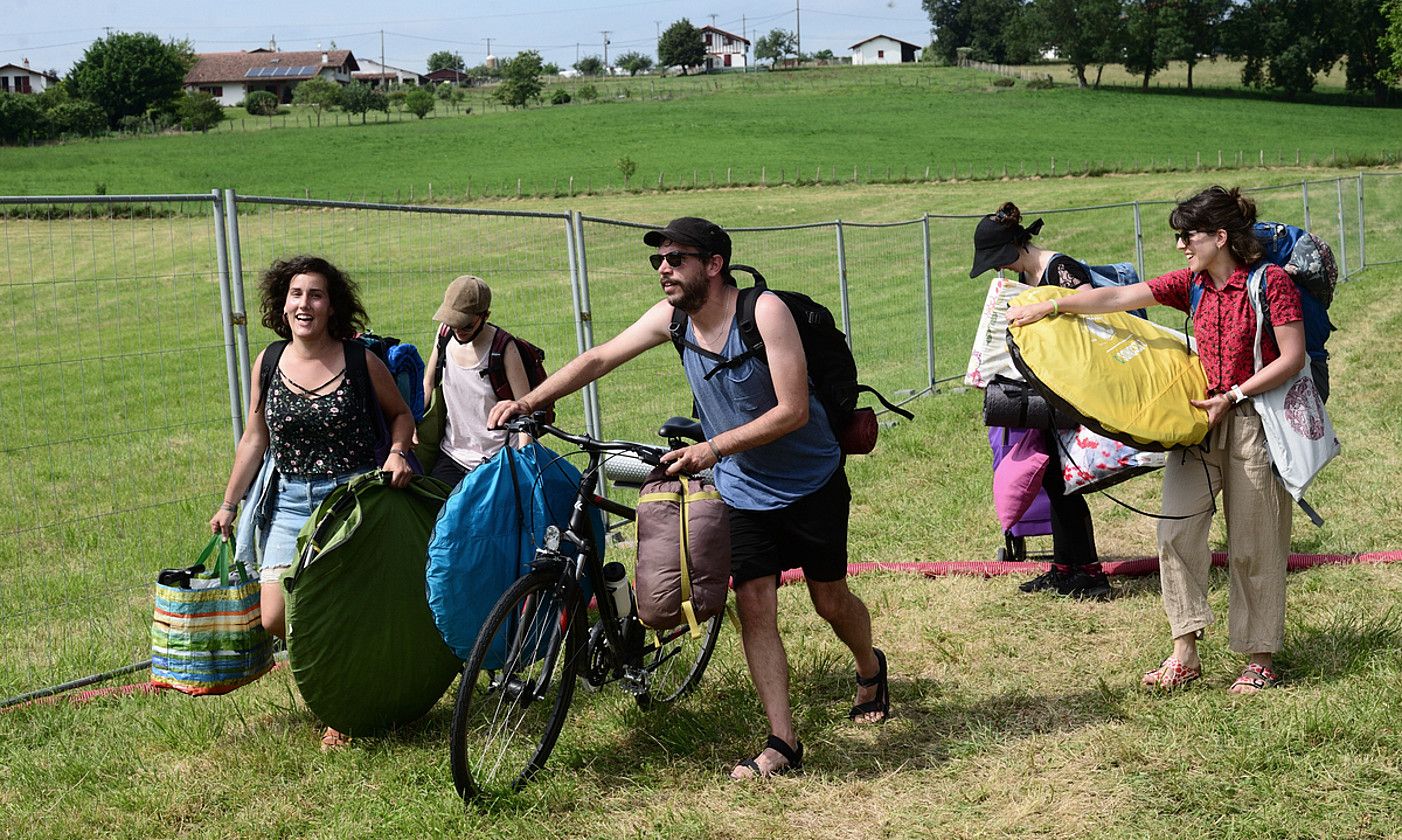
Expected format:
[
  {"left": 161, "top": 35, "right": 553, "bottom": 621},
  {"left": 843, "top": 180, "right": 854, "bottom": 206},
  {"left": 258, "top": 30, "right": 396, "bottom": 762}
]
[{"left": 279, "top": 366, "right": 346, "bottom": 397}]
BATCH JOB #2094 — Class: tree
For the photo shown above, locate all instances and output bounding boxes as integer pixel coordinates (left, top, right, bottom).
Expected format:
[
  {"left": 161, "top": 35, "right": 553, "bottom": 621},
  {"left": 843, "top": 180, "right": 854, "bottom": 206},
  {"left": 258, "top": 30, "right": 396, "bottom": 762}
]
[
  {"left": 922, "top": 0, "right": 1038, "bottom": 65},
  {"left": 1337, "top": 0, "right": 1395, "bottom": 103},
  {"left": 67, "top": 31, "right": 193, "bottom": 128},
  {"left": 814, "top": 49, "right": 836, "bottom": 61},
  {"left": 340, "top": 80, "right": 388, "bottom": 124},
  {"left": 427, "top": 51, "right": 466, "bottom": 73},
  {"left": 543, "top": 62, "right": 561, "bottom": 75},
  {"left": 0, "top": 93, "right": 48, "bottom": 144},
  {"left": 244, "top": 90, "right": 280, "bottom": 116},
  {"left": 292, "top": 77, "right": 342, "bottom": 126},
  {"left": 1225, "top": 0, "right": 1342, "bottom": 98},
  {"left": 658, "top": 18, "right": 706, "bottom": 73},
  {"left": 404, "top": 86, "right": 435, "bottom": 118},
  {"left": 1121, "top": 0, "right": 1169, "bottom": 90},
  {"left": 616, "top": 51, "right": 654, "bottom": 75},
  {"left": 616, "top": 155, "right": 637, "bottom": 186},
  {"left": 495, "top": 50, "right": 544, "bottom": 108},
  {"left": 1031, "top": 0, "right": 1124, "bottom": 88},
  {"left": 574, "top": 55, "right": 605, "bottom": 76},
  {"left": 176, "top": 91, "right": 225, "bottom": 132},
  {"left": 1155, "top": 0, "right": 1229, "bottom": 91},
  {"left": 1387, "top": 0, "right": 1402, "bottom": 84},
  {"left": 755, "top": 29, "right": 799, "bottom": 64},
  {"left": 46, "top": 99, "right": 108, "bottom": 137}
]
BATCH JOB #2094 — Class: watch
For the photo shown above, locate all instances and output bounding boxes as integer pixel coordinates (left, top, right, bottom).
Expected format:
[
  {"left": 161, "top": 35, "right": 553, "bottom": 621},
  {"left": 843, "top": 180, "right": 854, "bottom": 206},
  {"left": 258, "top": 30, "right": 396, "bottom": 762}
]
[{"left": 1229, "top": 385, "right": 1248, "bottom": 404}]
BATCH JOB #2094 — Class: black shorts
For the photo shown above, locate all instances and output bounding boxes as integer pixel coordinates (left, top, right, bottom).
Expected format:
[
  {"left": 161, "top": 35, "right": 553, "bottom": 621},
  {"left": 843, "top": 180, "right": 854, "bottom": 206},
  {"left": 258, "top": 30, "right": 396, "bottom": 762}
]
[{"left": 728, "top": 467, "right": 850, "bottom": 587}]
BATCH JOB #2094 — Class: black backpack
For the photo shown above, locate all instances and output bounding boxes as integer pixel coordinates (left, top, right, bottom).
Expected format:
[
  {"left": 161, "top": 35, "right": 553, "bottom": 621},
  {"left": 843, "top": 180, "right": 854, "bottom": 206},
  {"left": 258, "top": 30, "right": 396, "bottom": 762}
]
[
  {"left": 668, "top": 264, "right": 912, "bottom": 448},
  {"left": 430, "top": 325, "right": 555, "bottom": 423}
]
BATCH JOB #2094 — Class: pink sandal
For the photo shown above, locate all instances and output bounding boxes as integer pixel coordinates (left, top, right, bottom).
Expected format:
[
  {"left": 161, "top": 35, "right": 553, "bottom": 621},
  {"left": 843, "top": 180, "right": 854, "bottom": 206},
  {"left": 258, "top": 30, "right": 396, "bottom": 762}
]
[
  {"left": 1229, "top": 662, "right": 1281, "bottom": 694},
  {"left": 1141, "top": 656, "right": 1201, "bottom": 690}
]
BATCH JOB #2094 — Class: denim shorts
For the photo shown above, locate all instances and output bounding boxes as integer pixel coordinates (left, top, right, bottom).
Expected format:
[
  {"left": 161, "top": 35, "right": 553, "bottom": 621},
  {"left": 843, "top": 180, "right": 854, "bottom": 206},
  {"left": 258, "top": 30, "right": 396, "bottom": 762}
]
[{"left": 259, "top": 469, "right": 364, "bottom": 583}]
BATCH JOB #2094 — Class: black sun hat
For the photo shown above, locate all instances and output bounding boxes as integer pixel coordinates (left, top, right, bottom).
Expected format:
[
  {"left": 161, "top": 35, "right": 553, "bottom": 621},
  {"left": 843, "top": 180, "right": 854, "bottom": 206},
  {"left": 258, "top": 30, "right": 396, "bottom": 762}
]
[
  {"left": 643, "top": 217, "right": 732, "bottom": 271},
  {"left": 969, "top": 214, "right": 1044, "bottom": 278}
]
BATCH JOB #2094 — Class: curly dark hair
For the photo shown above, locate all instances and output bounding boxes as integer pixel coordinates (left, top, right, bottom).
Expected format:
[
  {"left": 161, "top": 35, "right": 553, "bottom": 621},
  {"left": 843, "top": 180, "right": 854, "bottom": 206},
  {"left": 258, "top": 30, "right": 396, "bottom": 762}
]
[
  {"left": 1168, "top": 186, "right": 1263, "bottom": 267},
  {"left": 258, "top": 255, "right": 368, "bottom": 341},
  {"left": 990, "top": 201, "right": 1045, "bottom": 248}
]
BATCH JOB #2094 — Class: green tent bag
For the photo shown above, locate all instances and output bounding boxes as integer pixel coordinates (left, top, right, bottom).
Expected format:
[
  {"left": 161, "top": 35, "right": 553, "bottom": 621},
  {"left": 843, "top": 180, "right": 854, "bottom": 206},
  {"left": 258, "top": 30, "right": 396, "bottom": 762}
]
[{"left": 283, "top": 472, "right": 460, "bottom": 736}]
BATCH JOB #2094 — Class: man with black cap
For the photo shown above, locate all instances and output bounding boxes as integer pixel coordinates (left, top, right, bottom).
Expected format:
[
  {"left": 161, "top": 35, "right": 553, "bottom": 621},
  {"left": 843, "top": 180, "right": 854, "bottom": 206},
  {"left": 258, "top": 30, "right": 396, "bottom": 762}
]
[{"left": 488, "top": 216, "right": 889, "bottom": 779}]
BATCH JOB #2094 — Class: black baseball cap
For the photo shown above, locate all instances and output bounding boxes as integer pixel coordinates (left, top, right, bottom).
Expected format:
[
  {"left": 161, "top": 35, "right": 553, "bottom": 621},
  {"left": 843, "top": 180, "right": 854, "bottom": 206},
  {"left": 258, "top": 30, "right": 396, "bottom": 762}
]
[{"left": 643, "top": 217, "right": 732, "bottom": 271}]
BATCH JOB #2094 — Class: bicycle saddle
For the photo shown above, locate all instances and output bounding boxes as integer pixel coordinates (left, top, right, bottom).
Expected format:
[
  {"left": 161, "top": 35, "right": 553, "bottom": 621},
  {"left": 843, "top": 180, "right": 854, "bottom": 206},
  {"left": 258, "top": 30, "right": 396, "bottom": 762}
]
[{"left": 657, "top": 416, "right": 703, "bottom": 442}]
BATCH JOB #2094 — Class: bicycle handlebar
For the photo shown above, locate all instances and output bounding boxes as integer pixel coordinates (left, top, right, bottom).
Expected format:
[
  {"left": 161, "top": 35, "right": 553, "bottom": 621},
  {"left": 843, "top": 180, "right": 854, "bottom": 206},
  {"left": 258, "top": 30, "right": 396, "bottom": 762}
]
[{"left": 503, "top": 412, "right": 667, "bottom": 466}]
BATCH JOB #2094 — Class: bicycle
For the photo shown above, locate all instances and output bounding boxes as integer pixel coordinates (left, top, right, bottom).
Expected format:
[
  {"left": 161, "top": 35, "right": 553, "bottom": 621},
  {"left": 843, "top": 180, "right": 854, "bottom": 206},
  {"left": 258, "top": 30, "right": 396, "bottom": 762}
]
[{"left": 449, "top": 413, "right": 726, "bottom": 802}]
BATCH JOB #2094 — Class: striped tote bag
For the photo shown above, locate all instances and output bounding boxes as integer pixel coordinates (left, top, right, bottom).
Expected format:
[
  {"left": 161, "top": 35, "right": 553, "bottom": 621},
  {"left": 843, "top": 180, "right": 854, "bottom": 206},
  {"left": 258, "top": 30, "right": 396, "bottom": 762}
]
[{"left": 150, "top": 536, "right": 274, "bottom": 695}]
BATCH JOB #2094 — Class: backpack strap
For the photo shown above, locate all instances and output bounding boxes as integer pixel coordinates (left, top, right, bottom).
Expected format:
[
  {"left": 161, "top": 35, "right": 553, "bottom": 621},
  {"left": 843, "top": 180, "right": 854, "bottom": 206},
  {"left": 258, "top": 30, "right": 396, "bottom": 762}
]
[
  {"left": 667, "top": 285, "right": 766, "bottom": 381},
  {"left": 255, "top": 340, "right": 289, "bottom": 412},
  {"left": 480, "top": 324, "right": 517, "bottom": 400},
  {"left": 431, "top": 327, "right": 452, "bottom": 390},
  {"left": 343, "top": 339, "right": 375, "bottom": 420}
]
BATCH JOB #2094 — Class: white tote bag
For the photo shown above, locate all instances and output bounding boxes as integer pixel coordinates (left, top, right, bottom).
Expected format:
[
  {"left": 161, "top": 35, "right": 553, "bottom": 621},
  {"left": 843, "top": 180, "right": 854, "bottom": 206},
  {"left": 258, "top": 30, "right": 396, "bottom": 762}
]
[
  {"left": 964, "top": 276, "right": 1034, "bottom": 388},
  {"left": 1246, "top": 266, "right": 1340, "bottom": 521}
]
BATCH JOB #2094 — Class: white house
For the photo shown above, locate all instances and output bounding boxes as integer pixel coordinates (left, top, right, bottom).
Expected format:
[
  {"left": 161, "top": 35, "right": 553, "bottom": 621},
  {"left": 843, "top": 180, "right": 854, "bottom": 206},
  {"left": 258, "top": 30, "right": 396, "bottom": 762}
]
[
  {"left": 184, "top": 49, "right": 359, "bottom": 106},
  {"left": 700, "top": 25, "right": 750, "bottom": 71},
  {"left": 0, "top": 60, "right": 59, "bottom": 94},
  {"left": 353, "top": 58, "right": 423, "bottom": 87},
  {"left": 849, "top": 35, "right": 921, "bottom": 65}
]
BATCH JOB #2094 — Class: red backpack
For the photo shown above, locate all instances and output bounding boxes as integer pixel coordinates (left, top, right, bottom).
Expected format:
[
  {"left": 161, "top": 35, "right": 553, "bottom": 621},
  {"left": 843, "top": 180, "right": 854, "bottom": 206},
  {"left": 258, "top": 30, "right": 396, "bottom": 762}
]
[{"left": 433, "top": 325, "right": 554, "bottom": 423}]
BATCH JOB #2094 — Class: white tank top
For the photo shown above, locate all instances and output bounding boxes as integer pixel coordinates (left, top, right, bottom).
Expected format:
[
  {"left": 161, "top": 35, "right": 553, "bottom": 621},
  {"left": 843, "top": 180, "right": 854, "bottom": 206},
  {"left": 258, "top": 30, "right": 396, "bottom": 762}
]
[{"left": 439, "top": 336, "right": 509, "bottom": 471}]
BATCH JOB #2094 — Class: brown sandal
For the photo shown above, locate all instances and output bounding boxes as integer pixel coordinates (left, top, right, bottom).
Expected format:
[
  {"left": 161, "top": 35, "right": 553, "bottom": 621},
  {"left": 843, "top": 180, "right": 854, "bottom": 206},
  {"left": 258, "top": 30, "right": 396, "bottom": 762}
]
[{"left": 320, "top": 727, "right": 352, "bottom": 750}]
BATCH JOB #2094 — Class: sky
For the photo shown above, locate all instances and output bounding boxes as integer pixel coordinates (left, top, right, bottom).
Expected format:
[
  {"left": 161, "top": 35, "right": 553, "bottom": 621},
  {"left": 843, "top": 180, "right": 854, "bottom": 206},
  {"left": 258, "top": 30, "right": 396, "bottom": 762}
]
[{"left": 5, "top": 1, "right": 932, "bottom": 77}]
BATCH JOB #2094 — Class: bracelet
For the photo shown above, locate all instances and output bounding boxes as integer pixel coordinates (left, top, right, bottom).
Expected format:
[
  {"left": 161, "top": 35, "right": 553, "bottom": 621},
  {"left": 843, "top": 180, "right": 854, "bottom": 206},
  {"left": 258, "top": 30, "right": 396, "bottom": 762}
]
[
  {"left": 1050, "top": 299, "right": 1060, "bottom": 315},
  {"left": 389, "top": 449, "right": 410, "bottom": 459},
  {"left": 707, "top": 438, "right": 723, "bottom": 461},
  {"left": 1230, "top": 385, "right": 1248, "bottom": 405},
  {"left": 219, "top": 500, "right": 237, "bottom": 512}
]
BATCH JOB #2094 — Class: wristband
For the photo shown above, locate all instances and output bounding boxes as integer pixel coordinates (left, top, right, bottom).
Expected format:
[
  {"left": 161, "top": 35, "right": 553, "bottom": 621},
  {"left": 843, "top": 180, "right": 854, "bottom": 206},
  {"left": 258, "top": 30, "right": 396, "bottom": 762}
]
[
  {"left": 389, "top": 449, "right": 410, "bottom": 459},
  {"left": 219, "top": 500, "right": 237, "bottom": 512},
  {"left": 707, "top": 438, "right": 723, "bottom": 461},
  {"left": 1230, "top": 385, "right": 1248, "bottom": 405},
  {"left": 1050, "top": 299, "right": 1060, "bottom": 316}
]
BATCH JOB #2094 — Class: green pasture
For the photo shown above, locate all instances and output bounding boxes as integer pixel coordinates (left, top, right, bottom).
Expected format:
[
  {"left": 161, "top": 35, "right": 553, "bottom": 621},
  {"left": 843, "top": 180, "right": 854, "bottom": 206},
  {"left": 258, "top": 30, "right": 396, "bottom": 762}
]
[
  {"left": 4, "top": 64, "right": 1402, "bottom": 200},
  {"left": 2, "top": 172, "right": 1401, "bottom": 837}
]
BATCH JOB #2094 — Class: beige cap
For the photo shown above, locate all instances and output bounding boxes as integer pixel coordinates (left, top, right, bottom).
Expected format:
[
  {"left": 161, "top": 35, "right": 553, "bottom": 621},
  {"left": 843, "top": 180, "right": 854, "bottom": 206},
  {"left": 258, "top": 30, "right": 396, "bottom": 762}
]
[{"left": 433, "top": 275, "right": 491, "bottom": 328}]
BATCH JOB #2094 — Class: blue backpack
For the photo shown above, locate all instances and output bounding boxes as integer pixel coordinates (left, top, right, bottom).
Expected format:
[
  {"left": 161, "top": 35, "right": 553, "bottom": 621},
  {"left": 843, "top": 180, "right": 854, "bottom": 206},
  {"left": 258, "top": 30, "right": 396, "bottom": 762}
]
[
  {"left": 1047, "top": 255, "right": 1146, "bottom": 319},
  {"left": 354, "top": 332, "right": 427, "bottom": 422},
  {"left": 1188, "top": 222, "right": 1337, "bottom": 401}
]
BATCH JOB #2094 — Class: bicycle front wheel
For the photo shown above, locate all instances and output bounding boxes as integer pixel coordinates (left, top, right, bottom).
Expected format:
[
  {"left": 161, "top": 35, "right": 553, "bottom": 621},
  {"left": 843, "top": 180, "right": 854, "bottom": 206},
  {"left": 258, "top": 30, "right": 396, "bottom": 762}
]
[
  {"left": 635, "top": 610, "right": 723, "bottom": 708},
  {"left": 450, "top": 567, "right": 585, "bottom": 801}
]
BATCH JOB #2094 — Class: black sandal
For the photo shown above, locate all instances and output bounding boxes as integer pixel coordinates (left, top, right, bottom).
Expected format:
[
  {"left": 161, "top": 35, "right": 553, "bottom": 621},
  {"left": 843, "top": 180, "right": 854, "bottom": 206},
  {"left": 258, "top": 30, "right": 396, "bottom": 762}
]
[
  {"left": 731, "top": 734, "right": 804, "bottom": 779},
  {"left": 848, "top": 647, "right": 890, "bottom": 723}
]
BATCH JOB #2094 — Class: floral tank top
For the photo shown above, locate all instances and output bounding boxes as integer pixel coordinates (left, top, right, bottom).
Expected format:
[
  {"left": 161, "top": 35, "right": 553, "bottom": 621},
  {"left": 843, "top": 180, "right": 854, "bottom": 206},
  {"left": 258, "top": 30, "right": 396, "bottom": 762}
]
[{"left": 264, "top": 368, "right": 376, "bottom": 478}]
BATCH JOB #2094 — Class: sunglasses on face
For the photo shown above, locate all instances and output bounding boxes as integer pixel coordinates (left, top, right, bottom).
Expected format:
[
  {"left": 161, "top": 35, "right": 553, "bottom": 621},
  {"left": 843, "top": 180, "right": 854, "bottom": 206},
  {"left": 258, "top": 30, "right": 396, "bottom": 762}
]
[
  {"left": 649, "top": 251, "right": 706, "bottom": 270},
  {"left": 1174, "top": 230, "right": 1203, "bottom": 245}
]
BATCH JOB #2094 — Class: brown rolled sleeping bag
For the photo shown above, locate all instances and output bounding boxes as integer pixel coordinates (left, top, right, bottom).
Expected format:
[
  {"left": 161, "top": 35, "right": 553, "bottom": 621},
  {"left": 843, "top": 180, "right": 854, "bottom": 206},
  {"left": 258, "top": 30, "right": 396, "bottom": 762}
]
[{"left": 634, "top": 469, "right": 730, "bottom": 636}]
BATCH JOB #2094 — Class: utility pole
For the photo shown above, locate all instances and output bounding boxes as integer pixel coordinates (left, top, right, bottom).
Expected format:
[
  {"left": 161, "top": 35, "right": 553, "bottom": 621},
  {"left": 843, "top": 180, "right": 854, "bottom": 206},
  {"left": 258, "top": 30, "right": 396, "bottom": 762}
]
[
  {"left": 710, "top": 14, "right": 718, "bottom": 27},
  {"left": 796, "top": 0, "right": 801, "bottom": 61},
  {"left": 601, "top": 31, "right": 611, "bottom": 69},
  {"left": 379, "top": 29, "right": 385, "bottom": 79},
  {"left": 484, "top": 37, "right": 493, "bottom": 59}
]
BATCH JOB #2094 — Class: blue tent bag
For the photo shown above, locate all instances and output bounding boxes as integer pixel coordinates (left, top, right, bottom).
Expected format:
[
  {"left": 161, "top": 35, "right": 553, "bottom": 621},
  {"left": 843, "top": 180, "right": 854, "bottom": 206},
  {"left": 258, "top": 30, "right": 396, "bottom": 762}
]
[{"left": 426, "top": 442, "right": 603, "bottom": 667}]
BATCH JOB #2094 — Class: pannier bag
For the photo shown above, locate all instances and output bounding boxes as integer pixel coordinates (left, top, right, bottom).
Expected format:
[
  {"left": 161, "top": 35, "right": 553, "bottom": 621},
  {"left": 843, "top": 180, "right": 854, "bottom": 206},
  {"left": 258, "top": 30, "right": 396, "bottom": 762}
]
[
  {"left": 635, "top": 468, "right": 731, "bottom": 637},
  {"left": 1008, "top": 286, "right": 1209, "bottom": 451},
  {"left": 282, "top": 472, "right": 460, "bottom": 736},
  {"left": 965, "top": 276, "right": 1034, "bottom": 389},
  {"left": 982, "top": 375, "right": 1078, "bottom": 430},
  {"left": 151, "top": 535, "right": 274, "bottom": 696}
]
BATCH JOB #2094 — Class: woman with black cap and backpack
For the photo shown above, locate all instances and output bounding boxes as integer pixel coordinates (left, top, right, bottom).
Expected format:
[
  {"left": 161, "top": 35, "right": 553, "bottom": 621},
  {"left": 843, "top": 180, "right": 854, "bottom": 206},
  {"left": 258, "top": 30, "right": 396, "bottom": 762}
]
[{"left": 969, "top": 202, "right": 1111, "bottom": 601}]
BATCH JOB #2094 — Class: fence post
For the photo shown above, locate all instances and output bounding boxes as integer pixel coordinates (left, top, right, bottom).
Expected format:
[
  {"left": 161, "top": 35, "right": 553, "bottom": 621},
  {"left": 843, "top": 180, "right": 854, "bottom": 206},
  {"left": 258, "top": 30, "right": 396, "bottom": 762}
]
[
  {"left": 211, "top": 189, "right": 243, "bottom": 447},
  {"left": 1301, "top": 180, "right": 1311, "bottom": 231},
  {"left": 568, "top": 212, "right": 604, "bottom": 440},
  {"left": 922, "top": 214, "right": 936, "bottom": 391},
  {"left": 835, "top": 220, "right": 852, "bottom": 345},
  {"left": 1132, "top": 201, "right": 1145, "bottom": 283},
  {"left": 1356, "top": 171, "right": 1366, "bottom": 272},
  {"left": 223, "top": 189, "right": 251, "bottom": 407},
  {"left": 1335, "top": 178, "right": 1350, "bottom": 279}
]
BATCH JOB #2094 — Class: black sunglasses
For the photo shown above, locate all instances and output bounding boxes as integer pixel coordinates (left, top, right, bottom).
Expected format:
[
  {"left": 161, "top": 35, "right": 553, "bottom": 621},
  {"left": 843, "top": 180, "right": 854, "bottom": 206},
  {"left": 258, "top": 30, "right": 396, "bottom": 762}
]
[
  {"left": 649, "top": 251, "right": 706, "bottom": 270},
  {"left": 1174, "top": 230, "right": 1203, "bottom": 245}
]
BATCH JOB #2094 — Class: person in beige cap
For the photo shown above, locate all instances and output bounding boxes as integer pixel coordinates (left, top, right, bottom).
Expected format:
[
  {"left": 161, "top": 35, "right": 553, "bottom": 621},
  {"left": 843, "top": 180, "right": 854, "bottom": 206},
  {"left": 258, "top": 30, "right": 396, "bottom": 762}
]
[{"left": 421, "top": 275, "right": 531, "bottom": 487}]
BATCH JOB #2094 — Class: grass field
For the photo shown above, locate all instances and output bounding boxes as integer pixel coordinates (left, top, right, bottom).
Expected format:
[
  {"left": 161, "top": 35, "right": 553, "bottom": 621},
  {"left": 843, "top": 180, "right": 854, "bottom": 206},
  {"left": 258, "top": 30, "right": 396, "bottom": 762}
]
[
  {"left": 2, "top": 165, "right": 1401, "bottom": 837},
  {"left": 4, "top": 65, "right": 1402, "bottom": 200}
]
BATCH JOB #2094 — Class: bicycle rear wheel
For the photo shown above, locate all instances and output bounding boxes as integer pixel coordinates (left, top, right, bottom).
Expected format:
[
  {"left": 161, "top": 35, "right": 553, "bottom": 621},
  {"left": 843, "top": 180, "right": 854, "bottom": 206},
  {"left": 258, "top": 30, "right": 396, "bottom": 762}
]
[
  {"left": 635, "top": 610, "right": 723, "bottom": 708},
  {"left": 450, "top": 567, "right": 585, "bottom": 801}
]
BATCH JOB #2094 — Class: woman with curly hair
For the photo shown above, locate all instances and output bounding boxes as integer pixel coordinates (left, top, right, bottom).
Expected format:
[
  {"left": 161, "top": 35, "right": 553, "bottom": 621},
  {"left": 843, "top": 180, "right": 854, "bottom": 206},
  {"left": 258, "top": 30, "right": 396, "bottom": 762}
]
[
  {"left": 969, "top": 202, "right": 1110, "bottom": 600},
  {"left": 209, "top": 255, "right": 414, "bottom": 745},
  {"left": 1005, "top": 186, "right": 1306, "bottom": 694}
]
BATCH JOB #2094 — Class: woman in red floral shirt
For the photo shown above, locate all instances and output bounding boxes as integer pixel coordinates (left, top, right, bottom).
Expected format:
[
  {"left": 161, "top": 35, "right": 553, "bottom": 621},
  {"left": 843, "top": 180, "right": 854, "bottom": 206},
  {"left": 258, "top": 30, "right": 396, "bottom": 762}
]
[{"left": 1006, "top": 186, "right": 1307, "bottom": 694}]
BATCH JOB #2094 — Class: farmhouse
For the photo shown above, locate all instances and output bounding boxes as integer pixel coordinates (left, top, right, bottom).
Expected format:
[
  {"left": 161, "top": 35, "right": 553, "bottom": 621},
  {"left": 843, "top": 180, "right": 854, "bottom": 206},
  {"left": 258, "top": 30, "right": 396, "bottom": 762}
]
[
  {"left": 700, "top": 25, "right": 750, "bottom": 70},
  {"left": 849, "top": 35, "right": 921, "bottom": 65},
  {"left": 0, "top": 60, "right": 59, "bottom": 94},
  {"left": 353, "top": 59, "right": 423, "bottom": 87},
  {"left": 424, "top": 68, "right": 472, "bottom": 86},
  {"left": 184, "top": 48, "right": 359, "bottom": 106}
]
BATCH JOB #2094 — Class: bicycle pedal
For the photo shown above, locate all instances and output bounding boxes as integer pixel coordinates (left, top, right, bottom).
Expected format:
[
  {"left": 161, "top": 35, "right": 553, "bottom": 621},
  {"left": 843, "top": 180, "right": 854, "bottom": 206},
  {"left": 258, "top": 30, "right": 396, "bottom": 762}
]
[{"left": 620, "top": 666, "right": 650, "bottom": 696}]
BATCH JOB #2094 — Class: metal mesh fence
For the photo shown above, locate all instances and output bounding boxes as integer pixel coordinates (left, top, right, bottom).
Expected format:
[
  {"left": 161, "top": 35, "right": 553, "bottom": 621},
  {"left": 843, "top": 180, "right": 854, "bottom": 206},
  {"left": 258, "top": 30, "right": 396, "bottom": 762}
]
[{"left": 0, "top": 173, "right": 1381, "bottom": 702}]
